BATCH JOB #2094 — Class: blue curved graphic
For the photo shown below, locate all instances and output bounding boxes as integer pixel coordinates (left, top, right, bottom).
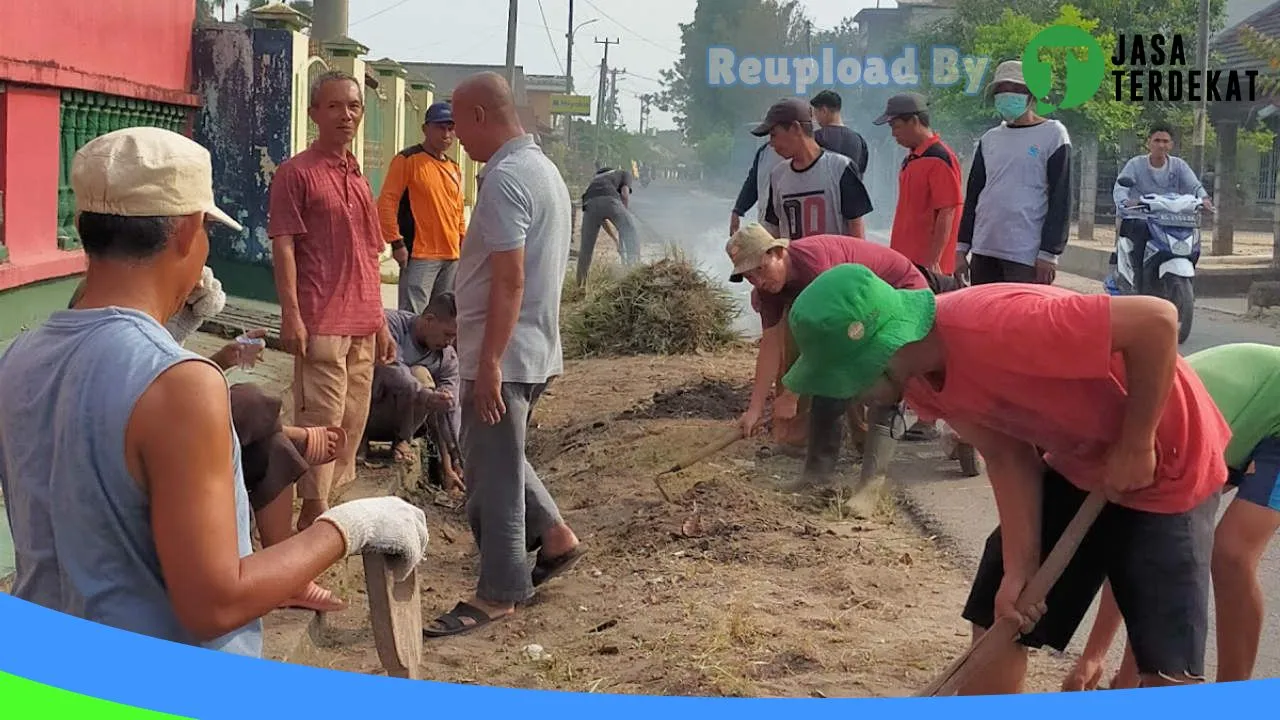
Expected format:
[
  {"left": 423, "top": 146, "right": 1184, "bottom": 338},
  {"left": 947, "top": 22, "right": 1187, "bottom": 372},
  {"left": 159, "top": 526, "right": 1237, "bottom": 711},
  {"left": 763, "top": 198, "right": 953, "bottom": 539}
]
[{"left": 0, "top": 592, "right": 1276, "bottom": 718}]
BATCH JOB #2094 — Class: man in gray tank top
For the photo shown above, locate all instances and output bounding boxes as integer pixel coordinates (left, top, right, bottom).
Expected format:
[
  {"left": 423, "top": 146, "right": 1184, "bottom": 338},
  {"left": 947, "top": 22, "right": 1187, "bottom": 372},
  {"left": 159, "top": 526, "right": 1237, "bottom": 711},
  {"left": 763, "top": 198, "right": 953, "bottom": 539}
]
[
  {"left": 0, "top": 127, "right": 430, "bottom": 656},
  {"left": 752, "top": 97, "right": 874, "bottom": 242}
]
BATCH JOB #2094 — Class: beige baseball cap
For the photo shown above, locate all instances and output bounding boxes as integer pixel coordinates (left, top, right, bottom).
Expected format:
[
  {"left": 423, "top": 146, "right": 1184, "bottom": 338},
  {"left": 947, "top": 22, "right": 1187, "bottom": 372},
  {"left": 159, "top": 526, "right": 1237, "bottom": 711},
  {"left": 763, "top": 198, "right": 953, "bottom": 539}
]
[
  {"left": 726, "top": 223, "right": 788, "bottom": 282},
  {"left": 72, "top": 126, "right": 243, "bottom": 232}
]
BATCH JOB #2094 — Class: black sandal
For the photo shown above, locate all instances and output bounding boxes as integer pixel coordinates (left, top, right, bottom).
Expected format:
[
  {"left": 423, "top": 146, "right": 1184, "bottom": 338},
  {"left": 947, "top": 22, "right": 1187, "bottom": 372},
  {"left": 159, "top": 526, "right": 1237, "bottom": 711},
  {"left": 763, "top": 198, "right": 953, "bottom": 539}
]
[
  {"left": 423, "top": 601, "right": 505, "bottom": 639},
  {"left": 532, "top": 546, "right": 586, "bottom": 587}
]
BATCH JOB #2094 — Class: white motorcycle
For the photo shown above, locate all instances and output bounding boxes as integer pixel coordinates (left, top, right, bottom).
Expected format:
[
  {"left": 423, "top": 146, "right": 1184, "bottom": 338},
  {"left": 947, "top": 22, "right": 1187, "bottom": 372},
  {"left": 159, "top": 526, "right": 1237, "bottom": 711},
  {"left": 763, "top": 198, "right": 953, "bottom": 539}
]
[{"left": 1107, "top": 174, "right": 1214, "bottom": 344}]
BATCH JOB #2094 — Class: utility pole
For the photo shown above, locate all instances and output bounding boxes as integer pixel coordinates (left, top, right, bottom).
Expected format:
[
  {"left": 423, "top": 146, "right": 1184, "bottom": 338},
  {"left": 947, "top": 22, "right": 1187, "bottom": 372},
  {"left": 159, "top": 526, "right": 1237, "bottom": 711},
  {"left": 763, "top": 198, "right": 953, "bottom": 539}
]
[
  {"left": 505, "top": 0, "right": 519, "bottom": 90},
  {"left": 564, "top": 0, "right": 576, "bottom": 149},
  {"left": 1192, "top": 0, "right": 1209, "bottom": 176},
  {"left": 565, "top": 0, "right": 575, "bottom": 93},
  {"left": 593, "top": 37, "right": 619, "bottom": 167},
  {"left": 639, "top": 94, "right": 650, "bottom": 134},
  {"left": 609, "top": 68, "right": 626, "bottom": 128},
  {"left": 805, "top": 20, "right": 813, "bottom": 55}
]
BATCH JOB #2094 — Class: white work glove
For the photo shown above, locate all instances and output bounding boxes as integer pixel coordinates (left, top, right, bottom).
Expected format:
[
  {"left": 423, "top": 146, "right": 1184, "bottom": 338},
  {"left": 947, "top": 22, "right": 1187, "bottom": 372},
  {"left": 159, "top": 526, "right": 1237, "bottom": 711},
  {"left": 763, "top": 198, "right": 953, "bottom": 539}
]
[
  {"left": 165, "top": 266, "right": 226, "bottom": 344},
  {"left": 316, "top": 497, "right": 430, "bottom": 581}
]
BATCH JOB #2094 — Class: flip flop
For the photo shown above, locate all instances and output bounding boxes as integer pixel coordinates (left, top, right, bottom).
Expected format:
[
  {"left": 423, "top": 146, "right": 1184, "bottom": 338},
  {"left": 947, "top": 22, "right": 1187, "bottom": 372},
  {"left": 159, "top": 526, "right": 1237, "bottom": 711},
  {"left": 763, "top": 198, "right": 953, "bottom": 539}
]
[
  {"left": 392, "top": 440, "right": 415, "bottom": 464},
  {"left": 532, "top": 546, "right": 586, "bottom": 587},
  {"left": 302, "top": 426, "right": 346, "bottom": 466},
  {"left": 280, "top": 582, "right": 347, "bottom": 613},
  {"left": 424, "top": 601, "right": 508, "bottom": 639}
]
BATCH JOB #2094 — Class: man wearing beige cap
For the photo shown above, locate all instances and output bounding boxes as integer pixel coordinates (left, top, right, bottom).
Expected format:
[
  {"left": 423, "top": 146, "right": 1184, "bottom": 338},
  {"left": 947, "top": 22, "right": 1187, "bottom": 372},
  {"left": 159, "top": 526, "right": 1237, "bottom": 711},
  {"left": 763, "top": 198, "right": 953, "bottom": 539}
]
[
  {"left": 0, "top": 126, "right": 429, "bottom": 656},
  {"left": 727, "top": 222, "right": 928, "bottom": 504},
  {"left": 957, "top": 60, "right": 1072, "bottom": 287},
  {"left": 751, "top": 97, "right": 874, "bottom": 242}
]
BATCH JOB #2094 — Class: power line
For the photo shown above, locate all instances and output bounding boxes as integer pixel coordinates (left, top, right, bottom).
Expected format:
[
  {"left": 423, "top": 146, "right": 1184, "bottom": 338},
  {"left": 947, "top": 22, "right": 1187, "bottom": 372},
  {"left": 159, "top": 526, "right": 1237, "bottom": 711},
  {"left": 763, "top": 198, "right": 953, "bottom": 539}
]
[
  {"left": 622, "top": 70, "right": 663, "bottom": 85},
  {"left": 350, "top": 0, "right": 414, "bottom": 28},
  {"left": 535, "top": 0, "right": 565, "bottom": 75},
  {"left": 579, "top": 0, "right": 678, "bottom": 54}
]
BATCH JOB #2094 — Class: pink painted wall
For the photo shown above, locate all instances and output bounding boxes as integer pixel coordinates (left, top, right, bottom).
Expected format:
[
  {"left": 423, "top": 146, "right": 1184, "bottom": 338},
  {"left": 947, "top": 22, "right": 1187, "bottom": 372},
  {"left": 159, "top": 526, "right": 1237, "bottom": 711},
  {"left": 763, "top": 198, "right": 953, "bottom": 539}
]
[
  {"left": 0, "top": 0, "right": 198, "bottom": 291},
  {"left": 0, "top": 0, "right": 196, "bottom": 99},
  {"left": 0, "top": 87, "right": 84, "bottom": 291}
]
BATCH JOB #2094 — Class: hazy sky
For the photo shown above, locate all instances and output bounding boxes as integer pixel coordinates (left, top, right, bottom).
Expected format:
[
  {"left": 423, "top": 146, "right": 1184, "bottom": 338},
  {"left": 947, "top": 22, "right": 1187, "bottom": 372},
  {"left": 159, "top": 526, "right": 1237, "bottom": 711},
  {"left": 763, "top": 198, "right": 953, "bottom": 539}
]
[{"left": 351, "top": 0, "right": 892, "bottom": 131}]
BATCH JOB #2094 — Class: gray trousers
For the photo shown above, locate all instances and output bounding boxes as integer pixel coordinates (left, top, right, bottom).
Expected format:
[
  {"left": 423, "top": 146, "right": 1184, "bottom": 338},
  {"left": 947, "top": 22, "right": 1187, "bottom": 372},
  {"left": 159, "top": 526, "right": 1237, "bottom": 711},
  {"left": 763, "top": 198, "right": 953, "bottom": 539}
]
[
  {"left": 578, "top": 196, "right": 640, "bottom": 285},
  {"left": 460, "top": 379, "right": 564, "bottom": 604},
  {"left": 364, "top": 363, "right": 432, "bottom": 444},
  {"left": 398, "top": 258, "right": 457, "bottom": 313}
]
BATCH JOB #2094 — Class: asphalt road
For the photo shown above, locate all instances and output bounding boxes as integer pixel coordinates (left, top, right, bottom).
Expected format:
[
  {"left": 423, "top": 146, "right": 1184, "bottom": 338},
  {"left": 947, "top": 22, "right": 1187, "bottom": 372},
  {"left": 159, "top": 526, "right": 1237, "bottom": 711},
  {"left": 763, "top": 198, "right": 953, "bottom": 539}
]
[{"left": 627, "top": 178, "right": 1280, "bottom": 683}]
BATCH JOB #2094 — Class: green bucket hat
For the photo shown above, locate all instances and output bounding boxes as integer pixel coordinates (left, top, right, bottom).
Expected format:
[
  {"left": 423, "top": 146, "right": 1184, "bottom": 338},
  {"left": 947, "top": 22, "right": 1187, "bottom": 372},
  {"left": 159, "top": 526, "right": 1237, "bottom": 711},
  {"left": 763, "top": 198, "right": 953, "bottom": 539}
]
[{"left": 782, "top": 263, "right": 937, "bottom": 400}]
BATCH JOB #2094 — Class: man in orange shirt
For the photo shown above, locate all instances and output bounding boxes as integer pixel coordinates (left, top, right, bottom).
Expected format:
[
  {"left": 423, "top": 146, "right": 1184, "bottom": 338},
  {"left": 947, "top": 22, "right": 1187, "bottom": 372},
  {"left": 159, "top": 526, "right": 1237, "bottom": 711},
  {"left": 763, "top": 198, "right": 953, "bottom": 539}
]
[
  {"left": 875, "top": 93, "right": 963, "bottom": 290},
  {"left": 379, "top": 101, "right": 468, "bottom": 313}
]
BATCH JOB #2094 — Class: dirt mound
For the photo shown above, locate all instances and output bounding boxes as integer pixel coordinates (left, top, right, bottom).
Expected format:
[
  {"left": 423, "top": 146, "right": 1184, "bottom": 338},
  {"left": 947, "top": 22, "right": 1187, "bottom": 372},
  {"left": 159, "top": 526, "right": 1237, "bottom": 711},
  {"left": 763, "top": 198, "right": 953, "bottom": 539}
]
[
  {"left": 562, "top": 256, "right": 741, "bottom": 358},
  {"left": 619, "top": 378, "right": 750, "bottom": 421}
]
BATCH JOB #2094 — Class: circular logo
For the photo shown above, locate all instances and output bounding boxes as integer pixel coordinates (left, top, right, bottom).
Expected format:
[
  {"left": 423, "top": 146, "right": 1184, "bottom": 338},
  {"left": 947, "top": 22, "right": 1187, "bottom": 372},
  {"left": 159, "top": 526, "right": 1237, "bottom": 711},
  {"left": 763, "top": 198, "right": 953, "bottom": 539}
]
[
  {"left": 847, "top": 321, "right": 865, "bottom": 341},
  {"left": 1021, "top": 25, "right": 1105, "bottom": 114}
]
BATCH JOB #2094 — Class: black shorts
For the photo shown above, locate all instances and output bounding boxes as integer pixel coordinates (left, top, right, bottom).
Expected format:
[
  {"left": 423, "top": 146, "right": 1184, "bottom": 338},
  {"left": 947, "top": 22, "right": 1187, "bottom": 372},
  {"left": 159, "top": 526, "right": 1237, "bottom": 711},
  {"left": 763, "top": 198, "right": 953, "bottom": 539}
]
[
  {"left": 962, "top": 466, "right": 1219, "bottom": 679},
  {"left": 969, "top": 254, "right": 1037, "bottom": 285},
  {"left": 1228, "top": 436, "right": 1280, "bottom": 512},
  {"left": 914, "top": 264, "right": 964, "bottom": 294}
]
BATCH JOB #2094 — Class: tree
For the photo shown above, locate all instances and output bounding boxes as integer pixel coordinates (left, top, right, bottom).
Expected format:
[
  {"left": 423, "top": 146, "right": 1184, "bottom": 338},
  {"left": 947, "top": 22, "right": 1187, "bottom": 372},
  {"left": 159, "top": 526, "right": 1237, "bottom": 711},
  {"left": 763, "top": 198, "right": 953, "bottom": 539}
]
[
  {"left": 695, "top": 131, "right": 734, "bottom": 174},
  {"left": 657, "top": 0, "right": 813, "bottom": 145},
  {"left": 909, "top": 0, "right": 1229, "bottom": 152},
  {"left": 908, "top": 4, "right": 1139, "bottom": 163}
]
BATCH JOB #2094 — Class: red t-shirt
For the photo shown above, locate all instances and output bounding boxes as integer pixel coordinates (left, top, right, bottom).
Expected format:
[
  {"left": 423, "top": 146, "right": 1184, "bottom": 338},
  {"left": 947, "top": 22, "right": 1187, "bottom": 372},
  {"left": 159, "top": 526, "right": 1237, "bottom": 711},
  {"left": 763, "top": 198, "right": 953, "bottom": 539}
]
[
  {"left": 753, "top": 234, "right": 929, "bottom": 329},
  {"left": 267, "top": 146, "right": 386, "bottom": 337},
  {"left": 890, "top": 134, "right": 963, "bottom": 274},
  {"left": 904, "top": 284, "right": 1230, "bottom": 514}
]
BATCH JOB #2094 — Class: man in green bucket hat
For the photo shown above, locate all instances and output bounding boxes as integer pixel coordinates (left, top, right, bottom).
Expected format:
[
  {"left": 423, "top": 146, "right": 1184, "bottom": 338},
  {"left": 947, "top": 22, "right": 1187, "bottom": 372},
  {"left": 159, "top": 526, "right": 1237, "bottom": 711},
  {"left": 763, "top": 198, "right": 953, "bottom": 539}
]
[{"left": 784, "top": 263, "right": 1231, "bottom": 693}]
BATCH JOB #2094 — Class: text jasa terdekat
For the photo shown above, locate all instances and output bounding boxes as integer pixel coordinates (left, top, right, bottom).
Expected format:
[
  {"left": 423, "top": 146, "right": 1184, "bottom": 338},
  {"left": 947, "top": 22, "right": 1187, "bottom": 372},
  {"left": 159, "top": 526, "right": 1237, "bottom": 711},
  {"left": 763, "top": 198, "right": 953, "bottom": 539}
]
[{"left": 1112, "top": 34, "right": 1258, "bottom": 103}]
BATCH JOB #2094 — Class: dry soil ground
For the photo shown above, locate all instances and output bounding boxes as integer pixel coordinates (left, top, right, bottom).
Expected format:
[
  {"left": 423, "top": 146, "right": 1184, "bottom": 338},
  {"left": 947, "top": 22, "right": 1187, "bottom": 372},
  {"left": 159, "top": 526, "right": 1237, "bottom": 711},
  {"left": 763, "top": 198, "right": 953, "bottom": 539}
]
[{"left": 303, "top": 347, "right": 1076, "bottom": 697}]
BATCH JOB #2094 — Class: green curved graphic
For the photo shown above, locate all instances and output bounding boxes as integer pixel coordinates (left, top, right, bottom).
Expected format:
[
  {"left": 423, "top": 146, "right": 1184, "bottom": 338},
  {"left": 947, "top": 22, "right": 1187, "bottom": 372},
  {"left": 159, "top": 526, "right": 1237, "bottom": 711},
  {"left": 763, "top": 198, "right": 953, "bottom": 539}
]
[
  {"left": 1022, "top": 25, "right": 1105, "bottom": 115},
  {"left": 0, "top": 671, "right": 191, "bottom": 718}
]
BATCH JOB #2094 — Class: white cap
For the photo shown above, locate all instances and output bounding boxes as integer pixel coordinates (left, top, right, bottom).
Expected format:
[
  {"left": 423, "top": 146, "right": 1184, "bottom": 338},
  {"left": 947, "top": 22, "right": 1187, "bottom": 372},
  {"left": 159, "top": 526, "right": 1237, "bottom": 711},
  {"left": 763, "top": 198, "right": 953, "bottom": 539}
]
[
  {"left": 72, "top": 126, "right": 243, "bottom": 232},
  {"left": 984, "top": 60, "right": 1028, "bottom": 97}
]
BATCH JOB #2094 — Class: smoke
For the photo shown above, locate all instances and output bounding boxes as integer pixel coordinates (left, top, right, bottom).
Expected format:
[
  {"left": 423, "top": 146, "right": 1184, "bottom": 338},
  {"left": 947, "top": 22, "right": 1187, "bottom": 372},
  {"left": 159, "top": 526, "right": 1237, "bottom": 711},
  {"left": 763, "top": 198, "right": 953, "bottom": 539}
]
[{"left": 633, "top": 201, "right": 761, "bottom": 341}]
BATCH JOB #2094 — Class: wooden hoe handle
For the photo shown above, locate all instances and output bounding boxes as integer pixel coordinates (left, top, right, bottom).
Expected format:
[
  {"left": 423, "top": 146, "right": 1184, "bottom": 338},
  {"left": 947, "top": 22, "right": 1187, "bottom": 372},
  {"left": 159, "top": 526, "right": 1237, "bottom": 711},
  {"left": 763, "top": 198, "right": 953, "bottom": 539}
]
[{"left": 916, "top": 491, "right": 1109, "bottom": 697}]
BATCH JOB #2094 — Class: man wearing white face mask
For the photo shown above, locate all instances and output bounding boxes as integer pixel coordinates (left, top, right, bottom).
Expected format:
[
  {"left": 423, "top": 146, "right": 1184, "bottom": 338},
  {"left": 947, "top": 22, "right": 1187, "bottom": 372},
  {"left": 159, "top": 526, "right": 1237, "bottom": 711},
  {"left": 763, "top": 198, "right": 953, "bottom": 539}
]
[{"left": 956, "top": 60, "right": 1072, "bottom": 287}]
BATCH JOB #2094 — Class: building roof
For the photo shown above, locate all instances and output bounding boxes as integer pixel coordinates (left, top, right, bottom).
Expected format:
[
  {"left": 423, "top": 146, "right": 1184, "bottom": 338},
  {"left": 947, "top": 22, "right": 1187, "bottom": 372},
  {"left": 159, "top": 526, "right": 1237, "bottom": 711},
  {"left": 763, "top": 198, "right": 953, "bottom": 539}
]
[
  {"left": 399, "top": 62, "right": 529, "bottom": 105},
  {"left": 1210, "top": 0, "right": 1280, "bottom": 71}
]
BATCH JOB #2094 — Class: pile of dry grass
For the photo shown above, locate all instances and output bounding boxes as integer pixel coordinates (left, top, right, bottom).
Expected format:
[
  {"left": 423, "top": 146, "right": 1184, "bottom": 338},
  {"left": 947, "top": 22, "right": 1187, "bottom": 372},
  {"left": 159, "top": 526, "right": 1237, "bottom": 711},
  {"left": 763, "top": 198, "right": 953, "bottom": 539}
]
[{"left": 562, "top": 254, "right": 741, "bottom": 358}]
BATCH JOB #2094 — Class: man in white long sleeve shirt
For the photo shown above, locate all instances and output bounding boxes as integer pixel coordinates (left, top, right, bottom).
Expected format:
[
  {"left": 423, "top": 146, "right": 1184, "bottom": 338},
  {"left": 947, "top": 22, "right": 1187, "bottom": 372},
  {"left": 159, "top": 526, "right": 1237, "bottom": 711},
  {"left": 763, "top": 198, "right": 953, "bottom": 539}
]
[{"left": 1111, "top": 123, "right": 1214, "bottom": 292}]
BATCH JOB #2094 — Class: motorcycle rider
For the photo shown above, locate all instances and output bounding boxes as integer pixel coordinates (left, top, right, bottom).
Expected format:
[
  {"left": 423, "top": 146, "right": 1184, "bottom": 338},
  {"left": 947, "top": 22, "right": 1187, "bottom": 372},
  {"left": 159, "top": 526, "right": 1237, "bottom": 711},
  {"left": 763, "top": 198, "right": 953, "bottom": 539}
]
[{"left": 1111, "top": 123, "right": 1213, "bottom": 293}]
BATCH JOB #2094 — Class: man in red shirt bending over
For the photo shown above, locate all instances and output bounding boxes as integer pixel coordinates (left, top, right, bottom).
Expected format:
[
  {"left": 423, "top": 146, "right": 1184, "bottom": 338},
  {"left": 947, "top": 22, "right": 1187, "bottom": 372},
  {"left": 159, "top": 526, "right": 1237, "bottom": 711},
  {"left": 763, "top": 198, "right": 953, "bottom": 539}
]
[
  {"left": 728, "top": 223, "right": 944, "bottom": 511},
  {"left": 783, "top": 264, "right": 1231, "bottom": 693}
]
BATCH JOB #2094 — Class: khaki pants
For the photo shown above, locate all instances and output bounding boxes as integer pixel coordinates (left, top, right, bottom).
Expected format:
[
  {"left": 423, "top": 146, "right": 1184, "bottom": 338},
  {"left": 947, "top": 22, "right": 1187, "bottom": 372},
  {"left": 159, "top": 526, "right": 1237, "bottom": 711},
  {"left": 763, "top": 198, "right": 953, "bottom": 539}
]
[{"left": 293, "top": 333, "right": 376, "bottom": 502}]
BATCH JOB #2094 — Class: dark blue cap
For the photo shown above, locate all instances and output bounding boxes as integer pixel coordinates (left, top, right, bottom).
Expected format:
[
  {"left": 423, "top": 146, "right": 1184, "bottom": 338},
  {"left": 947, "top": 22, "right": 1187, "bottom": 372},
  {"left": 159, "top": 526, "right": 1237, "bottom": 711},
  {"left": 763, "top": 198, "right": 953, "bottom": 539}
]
[{"left": 425, "top": 101, "right": 453, "bottom": 125}]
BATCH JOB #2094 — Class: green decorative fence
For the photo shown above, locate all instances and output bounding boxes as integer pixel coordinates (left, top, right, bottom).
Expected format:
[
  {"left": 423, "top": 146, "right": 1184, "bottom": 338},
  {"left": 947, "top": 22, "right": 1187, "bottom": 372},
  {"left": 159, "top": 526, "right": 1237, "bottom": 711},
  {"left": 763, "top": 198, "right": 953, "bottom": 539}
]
[
  {"left": 57, "top": 91, "right": 188, "bottom": 249},
  {"left": 363, "top": 87, "right": 386, "bottom": 195}
]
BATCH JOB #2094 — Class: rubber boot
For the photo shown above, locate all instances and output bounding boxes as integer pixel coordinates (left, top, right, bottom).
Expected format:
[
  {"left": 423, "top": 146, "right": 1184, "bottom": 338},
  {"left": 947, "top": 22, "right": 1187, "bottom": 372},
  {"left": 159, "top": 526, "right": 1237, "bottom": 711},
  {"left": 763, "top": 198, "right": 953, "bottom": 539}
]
[
  {"left": 846, "top": 403, "right": 901, "bottom": 519},
  {"left": 796, "top": 396, "right": 847, "bottom": 491}
]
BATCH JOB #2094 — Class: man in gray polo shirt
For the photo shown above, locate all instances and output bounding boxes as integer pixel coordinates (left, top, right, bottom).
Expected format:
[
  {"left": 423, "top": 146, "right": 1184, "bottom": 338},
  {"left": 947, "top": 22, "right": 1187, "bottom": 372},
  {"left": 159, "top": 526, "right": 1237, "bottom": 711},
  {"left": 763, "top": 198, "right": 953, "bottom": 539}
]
[{"left": 425, "top": 72, "right": 583, "bottom": 639}]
